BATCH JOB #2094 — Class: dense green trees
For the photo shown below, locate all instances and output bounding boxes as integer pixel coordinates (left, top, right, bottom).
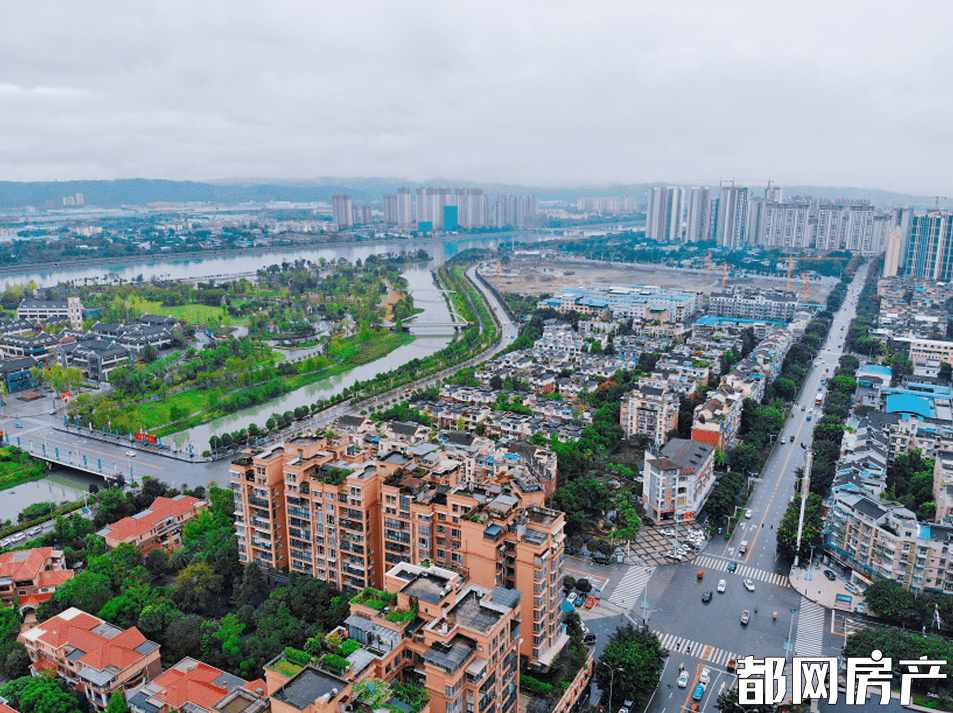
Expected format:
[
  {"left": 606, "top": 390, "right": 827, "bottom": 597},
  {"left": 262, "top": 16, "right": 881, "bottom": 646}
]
[
  {"left": 776, "top": 493, "right": 824, "bottom": 562},
  {"left": 1, "top": 675, "right": 88, "bottom": 713},
  {"left": 594, "top": 624, "right": 666, "bottom": 707}
]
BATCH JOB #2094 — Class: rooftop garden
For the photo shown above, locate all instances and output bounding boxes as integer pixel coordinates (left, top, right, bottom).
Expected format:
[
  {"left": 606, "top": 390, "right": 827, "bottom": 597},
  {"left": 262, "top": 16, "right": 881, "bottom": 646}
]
[
  {"left": 353, "top": 676, "right": 431, "bottom": 713},
  {"left": 353, "top": 587, "right": 398, "bottom": 610},
  {"left": 318, "top": 466, "right": 353, "bottom": 486}
]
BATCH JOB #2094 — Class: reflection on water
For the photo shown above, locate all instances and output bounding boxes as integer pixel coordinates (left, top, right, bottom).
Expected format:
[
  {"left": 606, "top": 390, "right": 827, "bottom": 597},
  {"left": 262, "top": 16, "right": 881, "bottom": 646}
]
[{"left": 0, "top": 470, "right": 93, "bottom": 522}]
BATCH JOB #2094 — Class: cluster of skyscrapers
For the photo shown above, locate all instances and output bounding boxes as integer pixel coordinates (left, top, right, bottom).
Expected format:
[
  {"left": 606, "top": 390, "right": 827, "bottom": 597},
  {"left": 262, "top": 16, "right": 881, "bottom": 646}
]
[
  {"left": 646, "top": 184, "right": 906, "bottom": 256},
  {"left": 376, "top": 187, "right": 540, "bottom": 231}
]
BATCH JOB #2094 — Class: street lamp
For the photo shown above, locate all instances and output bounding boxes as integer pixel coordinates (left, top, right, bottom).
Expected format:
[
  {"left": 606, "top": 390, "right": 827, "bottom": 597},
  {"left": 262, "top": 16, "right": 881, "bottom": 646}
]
[
  {"left": 599, "top": 662, "right": 624, "bottom": 711},
  {"left": 785, "top": 608, "right": 798, "bottom": 661}
]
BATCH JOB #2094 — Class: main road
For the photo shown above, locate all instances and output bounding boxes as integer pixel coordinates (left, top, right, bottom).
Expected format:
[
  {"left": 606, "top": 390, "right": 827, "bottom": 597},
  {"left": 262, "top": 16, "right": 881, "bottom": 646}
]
[{"left": 579, "top": 265, "right": 867, "bottom": 713}]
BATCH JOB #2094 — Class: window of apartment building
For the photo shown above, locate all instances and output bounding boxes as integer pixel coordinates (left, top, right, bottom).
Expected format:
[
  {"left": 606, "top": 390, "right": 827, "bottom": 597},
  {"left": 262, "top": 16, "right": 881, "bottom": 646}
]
[
  {"left": 452, "top": 504, "right": 459, "bottom": 513},
  {"left": 437, "top": 513, "right": 446, "bottom": 521},
  {"left": 437, "top": 549, "right": 446, "bottom": 559},
  {"left": 451, "top": 529, "right": 461, "bottom": 539},
  {"left": 437, "top": 525, "right": 446, "bottom": 534}
]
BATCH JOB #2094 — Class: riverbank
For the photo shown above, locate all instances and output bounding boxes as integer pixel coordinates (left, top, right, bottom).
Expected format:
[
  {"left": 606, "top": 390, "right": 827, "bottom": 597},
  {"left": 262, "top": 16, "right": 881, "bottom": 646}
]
[{"left": 145, "top": 331, "right": 415, "bottom": 436}]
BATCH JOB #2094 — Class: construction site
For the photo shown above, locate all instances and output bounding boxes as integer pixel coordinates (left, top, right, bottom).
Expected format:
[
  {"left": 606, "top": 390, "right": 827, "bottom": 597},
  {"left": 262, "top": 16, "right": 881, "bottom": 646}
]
[{"left": 478, "top": 252, "right": 837, "bottom": 304}]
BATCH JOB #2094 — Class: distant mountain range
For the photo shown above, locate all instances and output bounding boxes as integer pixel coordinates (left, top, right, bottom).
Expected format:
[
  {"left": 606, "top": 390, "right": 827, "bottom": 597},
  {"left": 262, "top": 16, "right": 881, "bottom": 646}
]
[{"left": 0, "top": 177, "right": 939, "bottom": 210}]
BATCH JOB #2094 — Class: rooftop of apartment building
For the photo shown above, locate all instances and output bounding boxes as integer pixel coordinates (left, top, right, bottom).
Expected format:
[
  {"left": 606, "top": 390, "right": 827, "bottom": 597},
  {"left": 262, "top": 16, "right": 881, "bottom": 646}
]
[{"left": 271, "top": 666, "right": 346, "bottom": 710}]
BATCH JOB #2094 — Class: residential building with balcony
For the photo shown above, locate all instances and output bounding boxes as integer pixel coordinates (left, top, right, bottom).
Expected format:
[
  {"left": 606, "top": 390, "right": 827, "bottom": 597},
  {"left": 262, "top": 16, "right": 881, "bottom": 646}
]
[
  {"left": 19, "top": 607, "right": 162, "bottom": 710},
  {"left": 641, "top": 438, "right": 716, "bottom": 523},
  {"left": 825, "top": 492, "right": 953, "bottom": 595},
  {"left": 231, "top": 432, "right": 567, "bottom": 669},
  {"left": 620, "top": 383, "right": 679, "bottom": 447},
  {"left": 96, "top": 495, "right": 206, "bottom": 553},
  {"left": 231, "top": 443, "right": 293, "bottom": 571}
]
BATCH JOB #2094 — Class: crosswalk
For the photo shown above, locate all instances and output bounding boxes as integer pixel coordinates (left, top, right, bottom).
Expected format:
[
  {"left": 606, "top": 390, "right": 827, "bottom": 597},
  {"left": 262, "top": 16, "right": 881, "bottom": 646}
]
[
  {"left": 794, "top": 599, "right": 826, "bottom": 657},
  {"left": 607, "top": 566, "right": 655, "bottom": 608},
  {"left": 694, "top": 555, "right": 790, "bottom": 588},
  {"left": 655, "top": 631, "right": 737, "bottom": 667}
]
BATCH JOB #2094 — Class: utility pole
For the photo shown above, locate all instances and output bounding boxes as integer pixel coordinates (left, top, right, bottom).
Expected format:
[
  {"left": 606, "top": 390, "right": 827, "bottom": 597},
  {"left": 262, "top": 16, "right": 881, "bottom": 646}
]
[{"left": 793, "top": 448, "right": 812, "bottom": 568}]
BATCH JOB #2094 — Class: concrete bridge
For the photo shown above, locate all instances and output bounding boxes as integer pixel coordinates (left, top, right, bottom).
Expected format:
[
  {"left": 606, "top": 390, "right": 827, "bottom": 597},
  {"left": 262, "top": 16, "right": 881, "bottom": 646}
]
[{"left": 5, "top": 432, "right": 128, "bottom": 484}]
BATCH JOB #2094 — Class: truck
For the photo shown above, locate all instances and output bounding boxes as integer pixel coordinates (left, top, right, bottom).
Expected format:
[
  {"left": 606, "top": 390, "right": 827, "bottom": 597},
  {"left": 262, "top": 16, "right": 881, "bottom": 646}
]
[
  {"left": 739, "top": 540, "right": 748, "bottom": 555},
  {"left": 815, "top": 393, "right": 823, "bottom": 406}
]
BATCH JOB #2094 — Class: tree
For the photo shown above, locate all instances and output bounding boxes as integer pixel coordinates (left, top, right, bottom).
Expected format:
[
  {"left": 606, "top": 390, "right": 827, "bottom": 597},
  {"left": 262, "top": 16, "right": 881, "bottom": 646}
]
[
  {"left": 595, "top": 624, "right": 666, "bottom": 708},
  {"left": 1, "top": 675, "right": 85, "bottom": 713},
  {"left": 107, "top": 690, "right": 131, "bottom": 713},
  {"left": 776, "top": 493, "right": 824, "bottom": 562},
  {"left": 940, "top": 361, "right": 952, "bottom": 383},
  {"left": 234, "top": 562, "right": 269, "bottom": 609},
  {"left": 94, "top": 490, "right": 133, "bottom": 528},
  {"left": 174, "top": 562, "right": 223, "bottom": 613}
]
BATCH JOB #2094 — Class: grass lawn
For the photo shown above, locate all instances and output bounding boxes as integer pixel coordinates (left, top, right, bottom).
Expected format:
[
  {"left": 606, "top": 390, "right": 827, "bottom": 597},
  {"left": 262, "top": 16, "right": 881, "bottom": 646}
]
[
  {"left": 129, "top": 390, "right": 211, "bottom": 431},
  {"left": 138, "top": 299, "right": 244, "bottom": 326},
  {"left": 153, "top": 330, "right": 415, "bottom": 436}
]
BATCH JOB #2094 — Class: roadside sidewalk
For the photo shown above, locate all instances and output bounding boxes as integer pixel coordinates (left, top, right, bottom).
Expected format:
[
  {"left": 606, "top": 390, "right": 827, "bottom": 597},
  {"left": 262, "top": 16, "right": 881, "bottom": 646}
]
[{"left": 788, "top": 562, "right": 860, "bottom": 611}]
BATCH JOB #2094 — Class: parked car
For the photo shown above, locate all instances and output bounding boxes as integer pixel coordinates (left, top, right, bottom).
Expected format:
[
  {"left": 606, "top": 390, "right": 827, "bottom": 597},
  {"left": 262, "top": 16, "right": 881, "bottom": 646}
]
[
  {"left": 677, "top": 670, "right": 689, "bottom": 688},
  {"left": 741, "top": 610, "right": 750, "bottom": 625},
  {"left": 583, "top": 633, "right": 597, "bottom": 645},
  {"left": 27, "top": 527, "right": 41, "bottom": 536},
  {"left": 700, "top": 668, "right": 711, "bottom": 685},
  {"left": 692, "top": 683, "right": 706, "bottom": 701},
  {"left": 743, "top": 579, "right": 756, "bottom": 592},
  {"left": 717, "top": 579, "right": 726, "bottom": 593},
  {"left": 566, "top": 592, "right": 578, "bottom": 606},
  {"left": 823, "top": 569, "right": 837, "bottom": 581},
  {"left": 845, "top": 583, "right": 860, "bottom": 595},
  {"left": 584, "top": 596, "right": 596, "bottom": 610}
]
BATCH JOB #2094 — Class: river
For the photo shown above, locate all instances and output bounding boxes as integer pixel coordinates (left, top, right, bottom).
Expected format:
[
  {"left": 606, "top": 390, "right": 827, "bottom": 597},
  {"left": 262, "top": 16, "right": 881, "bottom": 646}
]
[{"left": 6, "top": 233, "right": 544, "bottom": 451}]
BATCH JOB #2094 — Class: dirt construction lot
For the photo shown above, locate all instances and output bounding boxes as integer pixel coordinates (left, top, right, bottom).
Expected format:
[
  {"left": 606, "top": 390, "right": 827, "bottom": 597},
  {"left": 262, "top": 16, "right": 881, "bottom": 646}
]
[{"left": 480, "top": 254, "right": 834, "bottom": 304}]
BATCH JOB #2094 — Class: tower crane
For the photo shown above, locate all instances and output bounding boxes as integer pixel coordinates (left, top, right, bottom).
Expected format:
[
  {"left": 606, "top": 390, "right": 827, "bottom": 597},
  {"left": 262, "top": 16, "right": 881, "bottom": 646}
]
[{"left": 785, "top": 255, "right": 850, "bottom": 291}]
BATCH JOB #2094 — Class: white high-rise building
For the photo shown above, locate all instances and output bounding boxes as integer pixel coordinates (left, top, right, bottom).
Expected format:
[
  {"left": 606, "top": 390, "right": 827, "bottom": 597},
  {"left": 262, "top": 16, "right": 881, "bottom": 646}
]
[
  {"left": 416, "top": 187, "right": 453, "bottom": 229},
  {"left": 397, "top": 187, "right": 414, "bottom": 228},
  {"left": 383, "top": 194, "right": 398, "bottom": 225},
  {"left": 332, "top": 194, "right": 353, "bottom": 229},
  {"left": 646, "top": 186, "right": 685, "bottom": 242},
  {"left": 715, "top": 185, "right": 748, "bottom": 249},
  {"left": 685, "top": 187, "right": 711, "bottom": 243},
  {"left": 455, "top": 188, "right": 489, "bottom": 229}
]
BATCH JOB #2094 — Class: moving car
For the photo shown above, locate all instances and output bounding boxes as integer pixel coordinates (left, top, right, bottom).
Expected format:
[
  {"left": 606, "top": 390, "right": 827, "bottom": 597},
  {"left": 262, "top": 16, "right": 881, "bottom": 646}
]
[
  {"left": 745, "top": 509, "right": 752, "bottom": 519},
  {"left": 677, "top": 670, "right": 689, "bottom": 688},
  {"left": 739, "top": 541, "right": 748, "bottom": 555},
  {"left": 823, "top": 569, "right": 837, "bottom": 581},
  {"left": 743, "top": 579, "right": 756, "bottom": 592},
  {"left": 727, "top": 561, "right": 738, "bottom": 572},
  {"left": 717, "top": 579, "right": 726, "bottom": 593},
  {"left": 741, "top": 610, "right": 750, "bottom": 625},
  {"left": 125, "top": 450, "right": 136, "bottom": 457},
  {"left": 583, "top": 633, "right": 597, "bottom": 646},
  {"left": 14, "top": 423, "right": 22, "bottom": 428},
  {"left": 701, "top": 590, "right": 713, "bottom": 603},
  {"left": 727, "top": 657, "right": 737, "bottom": 672},
  {"left": 697, "top": 569, "right": 704, "bottom": 579}
]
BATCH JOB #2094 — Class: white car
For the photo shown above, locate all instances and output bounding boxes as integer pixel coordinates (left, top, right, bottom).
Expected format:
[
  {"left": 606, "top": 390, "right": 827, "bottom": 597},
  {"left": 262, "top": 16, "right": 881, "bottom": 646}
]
[
  {"left": 677, "top": 670, "right": 689, "bottom": 688},
  {"left": 717, "top": 579, "right": 726, "bottom": 593},
  {"left": 125, "top": 450, "right": 136, "bottom": 457},
  {"left": 566, "top": 592, "right": 578, "bottom": 606},
  {"left": 743, "top": 579, "right": 756, "bottom": 592},
  {"left": 745, "top": 509, "right": 752, "bottom": 519},
  {"left": 27, "top": 527, "right": 41, "bottom": 536},
  {"left": 700, "top": 668, "right": 711, "bottom": 685}
]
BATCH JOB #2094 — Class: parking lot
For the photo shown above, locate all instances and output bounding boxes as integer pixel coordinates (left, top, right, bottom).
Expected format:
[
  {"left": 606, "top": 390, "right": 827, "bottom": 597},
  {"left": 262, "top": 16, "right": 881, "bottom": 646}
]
[{"left": 632, "top": 521, "right": 708, "bottom": 566}]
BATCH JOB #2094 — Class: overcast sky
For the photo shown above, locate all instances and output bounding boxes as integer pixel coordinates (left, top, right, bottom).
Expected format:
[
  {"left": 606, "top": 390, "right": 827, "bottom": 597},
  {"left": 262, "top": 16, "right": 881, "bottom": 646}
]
[{"left": 2, "top": 1, "right": 951, "bottom": 195}]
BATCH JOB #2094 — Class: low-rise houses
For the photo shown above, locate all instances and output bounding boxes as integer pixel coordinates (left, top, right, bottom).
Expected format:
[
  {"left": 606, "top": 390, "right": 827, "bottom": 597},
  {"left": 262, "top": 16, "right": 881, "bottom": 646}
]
[
  {"left": 19, "top": 607, "right": 163, "bottom": 710},
  {"left": 128, "top": 657, "right": 267, "bottom": 713},
  {"left": 0, "top": 547, "right": 74, "bottom": 613},
  {"left": 17, "top": 297, "right": 83, "bottom": 330},
  {"left": 96, "top": 495, "right": 207, "bottom": 553}
]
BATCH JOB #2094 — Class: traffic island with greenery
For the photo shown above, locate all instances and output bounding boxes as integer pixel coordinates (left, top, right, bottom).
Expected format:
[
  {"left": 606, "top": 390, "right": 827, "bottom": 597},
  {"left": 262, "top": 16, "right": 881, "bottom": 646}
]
[
  {"left": 594, "top": 623, "right": 666, "bottom": 709},
  {"left": 843, "top": 624, "right": 953, "bottom": 707}
]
